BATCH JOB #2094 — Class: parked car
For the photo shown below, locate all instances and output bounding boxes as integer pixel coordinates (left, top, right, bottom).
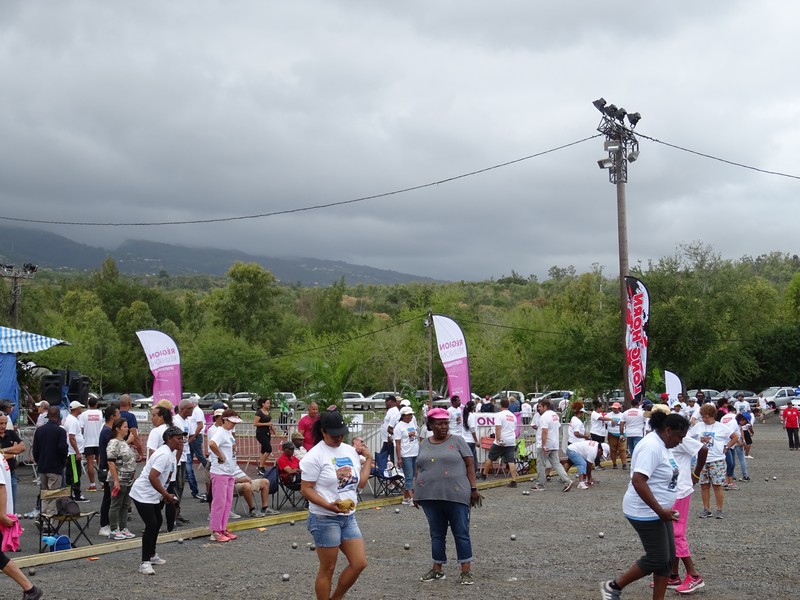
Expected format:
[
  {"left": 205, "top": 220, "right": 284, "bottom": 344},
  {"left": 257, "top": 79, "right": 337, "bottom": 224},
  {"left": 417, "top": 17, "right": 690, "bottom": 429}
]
[
  {"left": 361, "top": 391, "right": 403, "bottom": 411},
  {"left": 414, "top": 390, "right": 444, "bottom": 402},
  {"left": 342, "top": 392, "right": 367, "bottom": 411},
  {"left": 535, "top": 390, "right": 575, "bottom": 409},
  {"left": 759, "top": 386, "right": 796, "bottom": 409},
  {"left": 230, "top": 392, "right": 259, "bottom": 410},
  {"left": 724, "top": 389, "right": 758, "bottom": 408},
  {"left": 183, "top": 392, "right": 201, "bottom": 404},
  {"left": 490, "top": 390, "right": 526, "bottom": 402},
  {"left": 686, "top": 389, "right": 721, "bottom": 402},
  {"left": 273, "top": 391, "right": 305, "bottom": 411},
  {"left": 199, "top": 392, "right": 230, "bottom": 408},
  {"left": 433, "top": 392, "right": 482, "bottom": 408}
]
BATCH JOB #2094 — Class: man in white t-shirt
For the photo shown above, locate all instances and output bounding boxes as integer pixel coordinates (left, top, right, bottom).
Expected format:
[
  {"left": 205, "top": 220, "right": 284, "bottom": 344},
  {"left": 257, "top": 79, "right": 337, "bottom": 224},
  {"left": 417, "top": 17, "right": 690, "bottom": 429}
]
[
  {"left": 447, "top": 396, "right": 464, "bottom": 438},
  {"left": 78, "top": 396, "right": 104, "bottom": 492},
  {"left": 532, "top": 398, "right": 573, "bottom": 492},
  {"left": 521, "top": 401, "right": 533, "bottom": 425},
  {"left": 64, "top": 401, "right": 88, "bottom": 502},
  {"left": 380, "top": 396, "right": 401, "bottom": 462},
  {"left": 478, "top": 398, "right": 519, "bottom": 486},
  {"left": 683, "top": 396, "right": 700, "bottom": 425},
  {"left": 732, "top": 393, "right": 750, "bottom": 416},
  {"left": 621, "top": 398, "right": 646, "bottom": 457}
]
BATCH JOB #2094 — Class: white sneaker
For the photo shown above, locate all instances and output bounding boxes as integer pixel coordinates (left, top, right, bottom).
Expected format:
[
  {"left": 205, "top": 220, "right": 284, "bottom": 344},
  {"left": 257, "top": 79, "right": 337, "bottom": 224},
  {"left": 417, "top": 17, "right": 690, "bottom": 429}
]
[
  {"left": 745, "top": 454, "right": 753, "bottom": 458},
  {"left": 98, "top": 526, "right": 111, "bottom": 537},
  {"left": 111, "top": 530, "right": 127, "bottom": 540},
  {"left": 121, "top": 528, "right": 136, "bottom": 539},
  {"left": 229, "top": 510, "right": 241, "bottom": 519},
  {"left": 139, "top": 561, "right": 155, "bottom": 575},
  {"left": 577, "top": 482, "right": 590, "bottom": 490},
  {"left": 149, "top": 554, "right": 166, "bottom": 566}
]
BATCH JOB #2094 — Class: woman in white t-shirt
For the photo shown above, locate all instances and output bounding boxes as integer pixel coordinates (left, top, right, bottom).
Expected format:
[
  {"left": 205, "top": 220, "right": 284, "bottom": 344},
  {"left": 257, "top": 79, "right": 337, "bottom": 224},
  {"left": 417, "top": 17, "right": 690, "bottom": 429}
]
[
  {"left": 300, "top": 411, "right": 372, "bottom": 600},
  {"left": 130, "top": 426, "right": 183, "bottom": 576},
  {"left": 394, "top": 407, "right": 420, "bottom": 505},
  {"left": 601, "top": 409, "right": 690, "bottom": 600},
  {"left": 208, "top": 409, "right": 243, "bottom": 543},
  {"left": 461, "top": 401, "right": 479, "bottom": 474}
]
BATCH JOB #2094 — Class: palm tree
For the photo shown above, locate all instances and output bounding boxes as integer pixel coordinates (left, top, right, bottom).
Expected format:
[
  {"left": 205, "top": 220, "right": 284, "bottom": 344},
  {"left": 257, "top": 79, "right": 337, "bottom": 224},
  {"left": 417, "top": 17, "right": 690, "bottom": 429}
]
[{"left": 295, "top": 356, "right": 355, "bottom": 412}]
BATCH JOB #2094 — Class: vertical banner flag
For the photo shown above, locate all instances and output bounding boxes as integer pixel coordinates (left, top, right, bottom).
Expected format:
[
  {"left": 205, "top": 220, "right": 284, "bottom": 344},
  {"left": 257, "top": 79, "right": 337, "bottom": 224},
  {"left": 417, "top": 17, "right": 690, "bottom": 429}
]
[
  {"left": 432, "top": 314, "right": 471, "bottom": 404},
  {"left": 625, "top": 277, "right": 650, "bottom": 406},
  {"left": 136, "top": 330, "right": 182, "bottom": 408},
  {"left": 664, "top": 370, "right": 683, "bottom": 406}
]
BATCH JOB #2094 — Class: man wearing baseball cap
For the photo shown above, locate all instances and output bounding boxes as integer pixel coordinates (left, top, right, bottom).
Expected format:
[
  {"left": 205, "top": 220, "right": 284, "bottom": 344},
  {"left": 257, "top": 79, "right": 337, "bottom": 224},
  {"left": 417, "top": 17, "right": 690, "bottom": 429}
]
[{"left": 64, "top": 401, "right": 88, "bottom": 502}]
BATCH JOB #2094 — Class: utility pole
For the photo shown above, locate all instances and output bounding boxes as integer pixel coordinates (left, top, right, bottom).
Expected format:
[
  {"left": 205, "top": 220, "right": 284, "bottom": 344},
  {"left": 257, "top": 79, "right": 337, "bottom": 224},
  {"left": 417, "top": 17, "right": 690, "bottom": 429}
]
[
  {"left": 423, "top": 309, "right": 433, "bottom": 411},
  {"left": 1, "top": 263, "right": 38, "bottom": 328},
  {"left": 593, "top": 99, "right": 641, "bottom": 405}
]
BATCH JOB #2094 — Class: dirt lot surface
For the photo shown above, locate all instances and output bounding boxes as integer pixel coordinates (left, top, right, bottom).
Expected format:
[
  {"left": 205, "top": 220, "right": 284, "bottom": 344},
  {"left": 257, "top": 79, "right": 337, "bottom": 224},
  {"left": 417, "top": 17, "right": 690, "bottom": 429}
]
[{"left": 7, "top": 417, "right": 800, "bottom": 599}]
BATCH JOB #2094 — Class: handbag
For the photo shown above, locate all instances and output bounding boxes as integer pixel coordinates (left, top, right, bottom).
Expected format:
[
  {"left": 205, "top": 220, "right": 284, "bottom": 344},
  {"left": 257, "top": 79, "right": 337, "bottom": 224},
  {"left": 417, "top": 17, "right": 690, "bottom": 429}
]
[{"left": 480, "top": 436, "right": 495, "bottom": 450}]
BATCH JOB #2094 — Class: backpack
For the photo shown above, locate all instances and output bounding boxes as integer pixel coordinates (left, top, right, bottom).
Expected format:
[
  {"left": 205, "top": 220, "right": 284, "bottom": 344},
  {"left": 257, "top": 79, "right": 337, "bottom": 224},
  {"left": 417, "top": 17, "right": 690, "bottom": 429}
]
[{"left": 56, "top": 496, "right": 80, "bottom": 516}]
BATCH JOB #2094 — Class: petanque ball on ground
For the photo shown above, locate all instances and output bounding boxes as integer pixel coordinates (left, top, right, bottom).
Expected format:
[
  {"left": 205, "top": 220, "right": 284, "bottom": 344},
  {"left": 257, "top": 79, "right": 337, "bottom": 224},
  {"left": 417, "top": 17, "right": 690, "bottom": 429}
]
[
  {"left": 289, "top": 520, "right": 295, "bottom": 526},
  {"left": 765, "top": 478, "right": 769, "bottom": 481},
  {"left": 177, "top": 538, "right": 184, "bottom": 544},
  {"left": 404, "top": 543, "right": 410, "bottom": 550},
  {"left": 510, "top": 534, "right": 516, "bottom": 541},
  {"left": 282, "top": 574, "right": 290, "bottom": 581},
  {"left": 394, "top": 508, "right": 400, "bottom": 513},
  {"left": 27, "top": 568, "right": 35, "bottom": 576},
  {"left": 310, "top": 544, "right": 316, "bottom": 551},
  {"left": 598, "top": 532, "right": 605, "bottom": 538},
  {"left": 773, "top": 476, "right": 777, "bottom": 480},
  {"left": 292, "top": 542, "right": 298, "bottom": 549}
]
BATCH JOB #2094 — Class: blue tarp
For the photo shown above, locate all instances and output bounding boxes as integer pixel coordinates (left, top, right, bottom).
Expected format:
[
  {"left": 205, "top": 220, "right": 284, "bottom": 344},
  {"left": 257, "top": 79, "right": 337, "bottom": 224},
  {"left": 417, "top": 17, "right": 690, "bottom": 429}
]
[{"left": 0, "top": 326, "right": 67, "bottom": 423}]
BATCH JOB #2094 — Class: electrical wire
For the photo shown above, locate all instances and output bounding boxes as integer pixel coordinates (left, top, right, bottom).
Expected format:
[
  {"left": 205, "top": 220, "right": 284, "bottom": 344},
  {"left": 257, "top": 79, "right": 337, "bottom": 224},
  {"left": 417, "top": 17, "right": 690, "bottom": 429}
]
[
  {"left": 636, "top": 131, "right": 800, "bottom": 181},
  {"left": 0, "top": 135, "right": 601, "bottom": 227}
]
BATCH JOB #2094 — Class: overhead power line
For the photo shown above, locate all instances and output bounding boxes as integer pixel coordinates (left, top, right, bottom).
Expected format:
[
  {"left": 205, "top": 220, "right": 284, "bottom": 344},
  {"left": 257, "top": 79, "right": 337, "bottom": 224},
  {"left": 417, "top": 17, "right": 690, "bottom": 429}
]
[
  {"left": 0, "top": 135, "right": 601, "bottom": 227},
  {"left": 636, "top": 132, "right": 800, "bottom": 181}
]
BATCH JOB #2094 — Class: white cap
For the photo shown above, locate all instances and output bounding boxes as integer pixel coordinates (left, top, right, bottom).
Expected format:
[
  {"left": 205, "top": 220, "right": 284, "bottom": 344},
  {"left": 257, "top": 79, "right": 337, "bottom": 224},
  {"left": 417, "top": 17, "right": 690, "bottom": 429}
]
[
  {"left": 399, "top": 406, "right": 414, "bottom": 416},
  {"left": 399, "top": 399, "right": 412, "bottom": 407},
  {"left": 69, "top": 400, "right": 84, "bottom": 410}
]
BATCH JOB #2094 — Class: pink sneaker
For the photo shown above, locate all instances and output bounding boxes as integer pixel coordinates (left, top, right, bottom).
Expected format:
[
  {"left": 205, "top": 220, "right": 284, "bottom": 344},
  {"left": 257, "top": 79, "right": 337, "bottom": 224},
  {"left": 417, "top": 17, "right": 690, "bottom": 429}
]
[
  {"left": 210, "top": 531, "right": 231, "bottom": 543},
  {"left": 650, "top": 576, "right": 681, "bottom": 589},
  {"left": 676, "top": 574, "right": 704, "bottom": 594}
]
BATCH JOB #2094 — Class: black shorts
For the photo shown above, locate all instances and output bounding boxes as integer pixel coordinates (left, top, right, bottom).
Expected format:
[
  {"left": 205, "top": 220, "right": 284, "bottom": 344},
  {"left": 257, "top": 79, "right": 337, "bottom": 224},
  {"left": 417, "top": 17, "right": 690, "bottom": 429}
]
[
  {"left": 487, "top": 443, "right": 515, "bottom": 464},
  {"left": 84, "top": 446, "right": 99, "bottom": 457},
  {"left": 0, "top": 531, "right": 8, "bottom": 570},
  {"left": 743, "top": 430, "right": 753, "bottom": 445},
  {"left": 256, "top": 433, "right": 272, "bottom": 454}
]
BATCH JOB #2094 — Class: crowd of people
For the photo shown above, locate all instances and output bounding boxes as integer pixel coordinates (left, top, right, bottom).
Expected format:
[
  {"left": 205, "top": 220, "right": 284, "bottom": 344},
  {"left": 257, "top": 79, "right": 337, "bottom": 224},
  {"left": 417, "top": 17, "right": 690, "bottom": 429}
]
[{"left": 0, "top": 386, "right": 779, "bottom": 599}]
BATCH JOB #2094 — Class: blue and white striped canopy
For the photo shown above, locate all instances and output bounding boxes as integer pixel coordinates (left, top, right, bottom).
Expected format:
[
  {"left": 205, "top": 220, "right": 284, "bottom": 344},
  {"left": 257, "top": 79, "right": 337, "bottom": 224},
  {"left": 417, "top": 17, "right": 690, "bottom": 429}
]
[{"left": 0, "top": 326, "right": 68, "bottom": 354}]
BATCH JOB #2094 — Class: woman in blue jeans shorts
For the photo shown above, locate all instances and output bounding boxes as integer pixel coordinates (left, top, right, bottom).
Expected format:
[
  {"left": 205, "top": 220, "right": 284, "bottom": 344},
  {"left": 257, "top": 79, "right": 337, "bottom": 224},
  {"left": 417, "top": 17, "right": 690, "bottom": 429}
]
[
  {"left": 414, "top": 408, "right": 481, "bottom": 586},
  {"left": 300, "top": 411, "right": 373, "bottom": 600},
  {"left": 394, "top": 406, "right": 419, "bottom": 505}
]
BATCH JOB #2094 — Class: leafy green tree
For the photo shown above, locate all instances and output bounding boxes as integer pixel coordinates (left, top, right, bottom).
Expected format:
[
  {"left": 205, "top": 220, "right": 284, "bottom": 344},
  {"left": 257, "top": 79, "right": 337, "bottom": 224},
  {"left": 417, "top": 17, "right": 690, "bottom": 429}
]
[
  {"left": 210, "top": 262, "right": 282, "bottom": 347},
  {"left": 182, "top": 328, "right": 269, "bottom": 394}
]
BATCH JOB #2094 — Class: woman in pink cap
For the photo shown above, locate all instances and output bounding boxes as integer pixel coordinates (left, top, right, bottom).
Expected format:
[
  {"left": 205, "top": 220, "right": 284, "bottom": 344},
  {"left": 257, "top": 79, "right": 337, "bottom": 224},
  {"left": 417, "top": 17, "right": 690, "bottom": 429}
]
[
  {"left": 414, "top": 407, "right": 481, "bottom": 585},
  {"left": 208, "top": 409, "right": 243, "bottom": 542}
]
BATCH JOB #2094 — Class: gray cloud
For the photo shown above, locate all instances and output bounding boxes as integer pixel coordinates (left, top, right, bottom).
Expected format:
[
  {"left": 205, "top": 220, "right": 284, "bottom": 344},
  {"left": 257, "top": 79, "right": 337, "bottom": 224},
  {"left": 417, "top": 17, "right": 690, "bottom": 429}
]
[{"left": 1, "top": 0, "right": 798, "bottom": 281}]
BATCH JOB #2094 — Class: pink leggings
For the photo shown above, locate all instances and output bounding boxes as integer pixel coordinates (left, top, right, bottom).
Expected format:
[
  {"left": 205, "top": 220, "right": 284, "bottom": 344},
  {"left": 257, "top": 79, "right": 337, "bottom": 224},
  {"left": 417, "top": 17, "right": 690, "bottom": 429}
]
[
  {"left": 209, "top": 473, "right": 234, "bottom": 532},
  {"left": 672, "top": 495, "right": 692, "bottom": 558}
]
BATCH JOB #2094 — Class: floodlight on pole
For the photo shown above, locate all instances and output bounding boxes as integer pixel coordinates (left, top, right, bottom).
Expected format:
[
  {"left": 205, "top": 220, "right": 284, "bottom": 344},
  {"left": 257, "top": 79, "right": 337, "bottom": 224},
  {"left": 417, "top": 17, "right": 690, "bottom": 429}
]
[{"left": 593, "top": 97, "right": 642, "bottom": 407}]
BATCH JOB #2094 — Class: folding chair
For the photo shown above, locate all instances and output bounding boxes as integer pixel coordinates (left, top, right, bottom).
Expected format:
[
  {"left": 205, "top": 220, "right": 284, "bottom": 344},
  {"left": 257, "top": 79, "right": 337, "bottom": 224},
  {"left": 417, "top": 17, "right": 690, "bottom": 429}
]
[
  {"left": 370, "top": 451, "right": 404, "bottom": 497},
  {"left": 275, "top": 474, "right": 306, "bottom": 510},
  {"left": 515, "top": 438, "right": 535, "bottom": 476}
]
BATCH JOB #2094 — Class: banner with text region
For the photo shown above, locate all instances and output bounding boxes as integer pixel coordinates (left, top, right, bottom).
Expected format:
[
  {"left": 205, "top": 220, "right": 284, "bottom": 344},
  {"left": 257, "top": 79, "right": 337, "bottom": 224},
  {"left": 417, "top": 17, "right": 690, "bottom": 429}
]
[
  {"left": 136, "top": 329, "right": 182, "bottom": 408},
  {"left": 625, "top": 277, "right": 650, "bottom": 406},
  {"left": 432, "top": 314, "right": 471, "bottom": 404}
]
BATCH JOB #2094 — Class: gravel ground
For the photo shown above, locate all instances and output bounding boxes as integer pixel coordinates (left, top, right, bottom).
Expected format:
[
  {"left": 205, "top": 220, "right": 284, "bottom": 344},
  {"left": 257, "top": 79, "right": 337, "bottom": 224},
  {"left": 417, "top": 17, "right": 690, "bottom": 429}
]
[{"left": 7, "top": 417, "right": 800, "bottom": 599}]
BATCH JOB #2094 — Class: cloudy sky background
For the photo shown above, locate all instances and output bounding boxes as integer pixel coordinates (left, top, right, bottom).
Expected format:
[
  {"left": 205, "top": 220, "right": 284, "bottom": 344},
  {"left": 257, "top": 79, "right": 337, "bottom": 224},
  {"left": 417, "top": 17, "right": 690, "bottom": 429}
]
[{"left": 1, "top": 1, "right": 799, "bottom": 281}]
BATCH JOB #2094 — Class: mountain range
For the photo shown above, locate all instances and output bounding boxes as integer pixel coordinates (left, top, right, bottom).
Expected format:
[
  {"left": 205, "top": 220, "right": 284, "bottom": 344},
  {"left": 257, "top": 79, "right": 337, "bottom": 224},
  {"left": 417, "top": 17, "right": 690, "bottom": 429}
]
[{"left": 0, "top": 226, "right": 438, "bottom": 286}]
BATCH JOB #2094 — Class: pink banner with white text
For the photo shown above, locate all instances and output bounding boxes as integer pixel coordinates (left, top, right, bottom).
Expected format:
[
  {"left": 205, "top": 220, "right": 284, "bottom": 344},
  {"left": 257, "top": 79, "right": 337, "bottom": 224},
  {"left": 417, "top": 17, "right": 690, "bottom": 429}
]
[
  {"left": 136, "top": 329, "right": 182, "bottom": 408},
  {"left": 432, "top": 314, "right": 471, "bottom": 405}
]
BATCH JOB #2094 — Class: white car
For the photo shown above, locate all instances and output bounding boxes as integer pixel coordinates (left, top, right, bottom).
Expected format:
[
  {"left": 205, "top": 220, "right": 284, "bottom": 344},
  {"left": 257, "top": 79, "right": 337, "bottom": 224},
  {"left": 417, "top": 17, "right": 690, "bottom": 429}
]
[
  {"left": 361, "top": 391, "right": 402, "bottom": 411},
  {"left": 759, "top": 386, "right": 796, "bottom": 409},
  {"left": 342, "top": 392, "right": 367, "bottom": 411}
]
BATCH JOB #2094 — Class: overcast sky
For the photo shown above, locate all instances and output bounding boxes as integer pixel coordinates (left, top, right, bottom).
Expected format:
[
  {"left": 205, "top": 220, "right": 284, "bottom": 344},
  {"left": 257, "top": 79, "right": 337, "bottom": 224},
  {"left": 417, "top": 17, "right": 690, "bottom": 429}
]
[{"left": 1, "top": 1, "right": 799, "bottom": 282}]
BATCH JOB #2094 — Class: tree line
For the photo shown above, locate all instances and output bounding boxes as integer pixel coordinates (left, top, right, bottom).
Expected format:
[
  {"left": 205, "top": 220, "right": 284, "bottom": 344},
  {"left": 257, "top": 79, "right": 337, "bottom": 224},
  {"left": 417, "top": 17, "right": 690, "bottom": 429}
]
[{"left": 4, "top": 242, "right": 800, "bottom": 401}]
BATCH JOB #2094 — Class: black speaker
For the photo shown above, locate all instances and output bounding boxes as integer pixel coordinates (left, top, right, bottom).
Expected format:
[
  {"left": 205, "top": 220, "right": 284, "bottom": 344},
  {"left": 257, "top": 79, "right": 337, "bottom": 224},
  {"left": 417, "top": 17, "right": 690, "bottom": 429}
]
[
  {"left": 41, "top": 374, "right": 64, "bottom": 405},
  {"left": 67, "top": 375, "right": 90, "bottom": 406}
]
